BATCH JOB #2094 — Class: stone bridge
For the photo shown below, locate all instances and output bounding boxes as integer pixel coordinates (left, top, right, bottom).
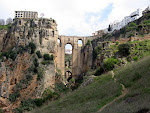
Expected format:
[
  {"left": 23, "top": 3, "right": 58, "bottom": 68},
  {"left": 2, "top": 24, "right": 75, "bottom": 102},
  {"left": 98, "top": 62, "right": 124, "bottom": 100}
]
[{"left": 57, "top": 35, "right": 92, "bottom": 81}]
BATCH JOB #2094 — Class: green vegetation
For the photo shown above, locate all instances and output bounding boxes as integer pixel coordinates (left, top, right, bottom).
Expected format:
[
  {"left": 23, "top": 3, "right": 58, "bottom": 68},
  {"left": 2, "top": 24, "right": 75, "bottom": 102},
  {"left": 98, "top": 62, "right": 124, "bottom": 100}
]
[
  {"left": 43, "top": 54, "right": 53, "bottom": 60},
  {"left": 37, "top": 68, "right": 44, "bottom": 81},
  {"left": 86, "top": 40, "right": 91, "bottom": 45},
  {"left": 9, "top": 92, "right": 20, "bottom": 102},
  {"left": 115, "top": 41, "right": 119, "bottom": 45},
  {"left": 100, "top": 56, "right": 150, "bottom": 113},
  {"left": 104, "top": 58, "right": 119, "bottom": 71},
  {"left": 0, "top": 49, "right": 17, "bottom": 61},
  {"left": 33, "top": 58, "right": 39, "bottom": 67},
  {"left": 31, "top": 74, "right": 121, "bottom": 113},
  {"left": 94, "top": 58, "right": 119, "bottom": 76},
  {"left": 36, "top": 51, "right": 42, "bottom": 58},
  {"left": 0, "top": 109, "right": 3, "bottom": 113},
  {"left": 30, "top": 55, "right": 150, "bottom": 113},
  {"left": 54, "top": 82, "right": 68, "bottom": 93},
  {"left": 126, "top": 22, "right": 138, "bottom": 32},
  {"left": 29, "top": 42, "right": 36, "bottom": 54},
  {"left": 0, "top": 25, "right": 10, "bottom": 30},
  {"left": 41, "top": 54, "right": 54, "bottom": 65},
  {"left": 93, "top": 45, "right": 102, "bottom": 59},
  {"left": 94, "top": 67, "right": 104, "bottom": 76},
  {"left": 15, "top": 88, "right": 59, "bottom": 113},
  {"left": 143, "top": 20, "right": 150, "bottom": 25},
  {"left": 118, "top": 43, "right": 131, "bottom": 56}
]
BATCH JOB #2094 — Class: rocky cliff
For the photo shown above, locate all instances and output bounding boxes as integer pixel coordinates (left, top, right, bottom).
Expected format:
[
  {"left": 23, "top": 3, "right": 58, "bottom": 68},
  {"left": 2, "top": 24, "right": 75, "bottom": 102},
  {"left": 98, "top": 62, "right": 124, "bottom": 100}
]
[{"left": 0, "top": 18, "right": 58, "bottom": 112}]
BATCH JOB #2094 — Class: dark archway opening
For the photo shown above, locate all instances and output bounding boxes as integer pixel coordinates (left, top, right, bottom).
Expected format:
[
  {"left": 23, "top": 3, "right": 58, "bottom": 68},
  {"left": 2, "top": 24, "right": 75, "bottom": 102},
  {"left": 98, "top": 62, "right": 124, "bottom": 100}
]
[{"left": 65, "top": 44, "right": 72, "bottom": 81}]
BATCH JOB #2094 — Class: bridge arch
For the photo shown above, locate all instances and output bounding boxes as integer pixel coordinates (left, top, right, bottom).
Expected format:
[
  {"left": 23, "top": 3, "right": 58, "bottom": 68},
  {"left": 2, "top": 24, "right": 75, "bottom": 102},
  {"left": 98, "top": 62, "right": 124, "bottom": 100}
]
[{"left": 57, "top": 36, "right": 92, "bottom": 82}]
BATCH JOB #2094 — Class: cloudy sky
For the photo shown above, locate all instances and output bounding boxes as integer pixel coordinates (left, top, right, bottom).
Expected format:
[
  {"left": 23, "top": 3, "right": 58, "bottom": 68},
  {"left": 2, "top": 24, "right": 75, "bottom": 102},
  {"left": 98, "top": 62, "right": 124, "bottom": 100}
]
[{"left": 0, "top": 0, "right": 149, "bottom": 36}]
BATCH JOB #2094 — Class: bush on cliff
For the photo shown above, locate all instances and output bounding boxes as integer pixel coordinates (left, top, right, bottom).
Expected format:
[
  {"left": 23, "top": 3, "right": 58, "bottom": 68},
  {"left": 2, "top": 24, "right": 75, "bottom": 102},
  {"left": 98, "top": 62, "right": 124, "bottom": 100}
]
[
  {"left": 118, "top": 43, "right": 131, "bottom": 56},
  {"left": 43, "top": 54, "right": 53, "bottom": 60},
  {"left": 9, "top": 92, "right": 20, "bottom": 102},
  {"left": 36, "top": 51, "right": 42, "bottom": 58},
  {"left": 104, "top": 58, "right": 119, "bottom": 71},
  {"left": 29, "top": 42, "right": 36, "bottom": 54}
]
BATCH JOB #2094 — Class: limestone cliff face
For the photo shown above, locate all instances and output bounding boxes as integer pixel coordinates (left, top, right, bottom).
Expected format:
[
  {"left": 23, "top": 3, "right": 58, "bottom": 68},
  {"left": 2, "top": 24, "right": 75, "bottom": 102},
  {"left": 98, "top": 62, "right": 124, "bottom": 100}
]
[
  {"left": 0, "top": 30, "right": 7, "bottom": 52},
  {"left": 0, "top": 18, "right": 58, "bottom": 112}
]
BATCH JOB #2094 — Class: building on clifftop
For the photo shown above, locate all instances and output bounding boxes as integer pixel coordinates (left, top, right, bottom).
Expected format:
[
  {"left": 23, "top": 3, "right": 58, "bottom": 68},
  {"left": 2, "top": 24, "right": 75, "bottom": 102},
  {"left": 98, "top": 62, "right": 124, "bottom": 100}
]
[{"left": 15, "top": 11, "right": 38, "bottom": 19}]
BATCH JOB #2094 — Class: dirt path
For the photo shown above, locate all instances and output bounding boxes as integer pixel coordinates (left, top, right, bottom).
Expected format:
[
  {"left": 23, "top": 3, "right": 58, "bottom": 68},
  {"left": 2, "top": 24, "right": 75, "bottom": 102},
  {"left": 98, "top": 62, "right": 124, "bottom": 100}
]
[{"left": 98, "top": 71, "right": 128, "bottom": 113}]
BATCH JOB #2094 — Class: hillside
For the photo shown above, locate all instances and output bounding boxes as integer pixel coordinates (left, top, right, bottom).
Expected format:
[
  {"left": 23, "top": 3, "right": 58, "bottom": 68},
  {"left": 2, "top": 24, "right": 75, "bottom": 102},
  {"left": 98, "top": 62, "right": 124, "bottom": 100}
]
[{"left": 30, "top": 55, "right": 150, "bottom": 113}]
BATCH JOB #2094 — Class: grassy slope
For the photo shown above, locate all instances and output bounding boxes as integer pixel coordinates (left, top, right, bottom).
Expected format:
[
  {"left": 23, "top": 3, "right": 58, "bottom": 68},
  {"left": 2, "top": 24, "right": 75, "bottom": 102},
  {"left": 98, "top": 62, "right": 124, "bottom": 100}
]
[
  {"left": 31, "top": 55, "right": 150, "bottom": 113},
  {"left": 101, "top": 56, "right": 150, "bottom": 113},
  {"left": 31, "top": 74, "right": 121, "bottom": 113}
]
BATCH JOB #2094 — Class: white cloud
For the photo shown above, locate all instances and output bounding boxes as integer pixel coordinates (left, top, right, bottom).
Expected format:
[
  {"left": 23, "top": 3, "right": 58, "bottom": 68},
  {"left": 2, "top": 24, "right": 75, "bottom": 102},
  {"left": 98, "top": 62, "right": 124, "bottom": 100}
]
[{"left": 0, "top": 0, "right": 149, "bottom": 36}]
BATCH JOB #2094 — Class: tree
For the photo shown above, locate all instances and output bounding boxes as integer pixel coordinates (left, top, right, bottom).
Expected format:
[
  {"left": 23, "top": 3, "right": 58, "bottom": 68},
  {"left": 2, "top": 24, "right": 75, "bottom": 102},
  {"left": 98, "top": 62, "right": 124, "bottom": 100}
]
[
  {"left": 29, "top": 42, "right": 36, "bottom": 54},
  {"left": 0, "top": 19, "right": 5, "bottom": 25},
  {"left": 6, "top": 18, "right": 13, "bottom": 25},
  {"left": 108, "top": 24, "right": 112, "bottom": 31}
]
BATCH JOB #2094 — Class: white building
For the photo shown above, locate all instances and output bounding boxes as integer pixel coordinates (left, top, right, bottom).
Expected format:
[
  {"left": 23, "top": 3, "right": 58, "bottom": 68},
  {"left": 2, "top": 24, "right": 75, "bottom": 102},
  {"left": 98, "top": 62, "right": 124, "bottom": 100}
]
[
  {"left": 15, "top": 11, "right": 38, "bottom": 19},
  {"left": 109, "top": 8, "right": 142, "bottom": 32}
]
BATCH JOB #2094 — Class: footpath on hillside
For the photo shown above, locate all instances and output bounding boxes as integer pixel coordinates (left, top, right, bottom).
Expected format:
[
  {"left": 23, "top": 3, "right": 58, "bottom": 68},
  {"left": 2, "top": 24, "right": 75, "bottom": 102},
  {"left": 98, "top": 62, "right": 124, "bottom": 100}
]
[{"left": 98, "top": 71, "right": 128, "bottom": 113}]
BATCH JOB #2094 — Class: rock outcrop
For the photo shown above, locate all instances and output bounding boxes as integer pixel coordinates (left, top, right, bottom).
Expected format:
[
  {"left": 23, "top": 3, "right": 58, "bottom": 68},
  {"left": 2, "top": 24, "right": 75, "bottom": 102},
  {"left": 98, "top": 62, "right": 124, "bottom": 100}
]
[{"left": 0, "top": 18, "right": 58, "bottom": 112}]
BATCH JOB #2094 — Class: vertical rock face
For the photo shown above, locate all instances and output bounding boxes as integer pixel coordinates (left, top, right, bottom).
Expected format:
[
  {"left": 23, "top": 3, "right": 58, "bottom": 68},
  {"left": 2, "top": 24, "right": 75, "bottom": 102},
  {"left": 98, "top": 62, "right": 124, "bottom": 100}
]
[
  {"left": 81, "top": 45, "right": 93, "bottom": 74},
  {"left": 0, "top": 18, "right": 58, "bottom": 111},
  {"left": 0, "top": 30, "right": 7, "bottom": 52},
  {"left": 3, "top": 18, "right": 58, "bottom": 54}
]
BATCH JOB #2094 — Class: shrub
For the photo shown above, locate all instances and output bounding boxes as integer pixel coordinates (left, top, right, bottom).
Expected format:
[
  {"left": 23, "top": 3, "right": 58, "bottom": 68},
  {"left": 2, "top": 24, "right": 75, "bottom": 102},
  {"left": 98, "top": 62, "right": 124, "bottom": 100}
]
[
  {"left": 94, "top": 67, "right": 104, "bottom": 76},
  {"left": 0, "top": 50, "right": 17, "bottom": 60},
  {"left": 33, "top": 67, "right": 38, "bottom": 73},
  {"left": 20, "top": 99, "right": 35, "bottom": 111},
  {"left": 86, "top": 40, "right": 91, "bottom": 45},
  {"left": 26, "top": 74, "right": 33, "bottom": 81},
  {"left": 132, "top": 56, "right": 138, "bottom": 61},
  {"left": 43, "top": 54, "right": 51, "bottom": 60},
  {"left": 9, "top": 51, "right": 17, "bottom": 60},
  {"left": 29, "top": 42, "right": 36, "bottom": 54},
  {"left": 33, "top": 58, "right": 39, "bottom": 67},
  {"left": 41, "top": 60, "right": 52, "bottom": 65},
  {"left": 126, "top": 22, "right": 137, "bottom": 32},
  {"left": 143, "top": 20, "right": 150, "bottom": 25},
  {"left": 104, "top": 58, "right": 119, "bottom": 71},
  {"left": 15, "top": 83, "right": 22, "bottom": 91},
  {"left": 42, "top": 88, "right": 53, "bottom": 99},
  {"left": 50, "top": 54, "right": 54, "bottom": 60},
  {"left": 9, "top": 92, "right": 20, "bottom": 102},
  {"left": 115, "top": 41, "right": 119, "bottom": 45},
  {"left": 128, "top": 33, "right": 134, "bottom": 38},
  {"left": 130, "top": 22, "right": 137, "bottom": 27},
  {"left": 54, "top": 83, "right": 68, "bottom": 93},
  {"left": 34, "top": 98, "right": 43, "bottom": 107},
  {"left": 93, "top": 45, "right": 102, "bottom": 59},
  {"left": 17, "top": 46, "right": 25, "bottom": 54},
  {"left": 37, "top": 68, "right": 44, "bottom": 81},
  {"left": 118, "top": 43, "right": 131, "bottom": 56},
  {"left": 36, "top": 51, "right": 42, "bottom": 58}
]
